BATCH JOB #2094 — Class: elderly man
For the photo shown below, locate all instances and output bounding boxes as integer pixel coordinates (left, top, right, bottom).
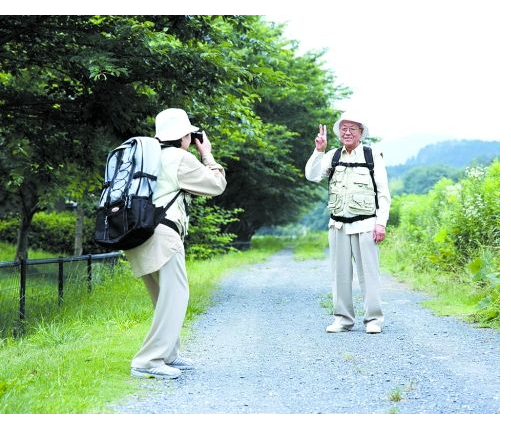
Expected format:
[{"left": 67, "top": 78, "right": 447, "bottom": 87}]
[{"left": 305, "top": 113, "right": 391, "bottom": 334}]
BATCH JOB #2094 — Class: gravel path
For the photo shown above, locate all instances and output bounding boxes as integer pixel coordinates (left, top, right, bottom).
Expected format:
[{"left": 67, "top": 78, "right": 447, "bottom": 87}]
[{"left": 114, "top": 249, "right": 500, "bottom": 414}]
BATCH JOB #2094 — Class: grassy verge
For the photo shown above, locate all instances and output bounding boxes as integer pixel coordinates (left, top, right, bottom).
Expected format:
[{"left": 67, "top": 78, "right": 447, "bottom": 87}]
[
  {"left": 380, "top": 230, "right": 499, "bottom": 329},
  {"left": 0, "top": 236, "right": 287, "bottom": 413},
  {"left": 291, "top": 231, "right": 329, "bottom": 261},
  {"left": 0, "top": 242, "right": 61, "bottom": 261}
]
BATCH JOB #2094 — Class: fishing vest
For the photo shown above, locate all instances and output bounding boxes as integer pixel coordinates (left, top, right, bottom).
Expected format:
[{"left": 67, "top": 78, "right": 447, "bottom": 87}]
[
  {"left": 153, "top": 146, "right": 192, "bottom": 238},
  {"left": 327, "top": 146, "right": 379, "bottom": 223}
]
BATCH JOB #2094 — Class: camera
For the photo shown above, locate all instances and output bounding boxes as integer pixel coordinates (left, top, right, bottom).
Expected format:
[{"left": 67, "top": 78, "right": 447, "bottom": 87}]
[{"left": 191, "top": 131, "right": 203, "bottom": 144}]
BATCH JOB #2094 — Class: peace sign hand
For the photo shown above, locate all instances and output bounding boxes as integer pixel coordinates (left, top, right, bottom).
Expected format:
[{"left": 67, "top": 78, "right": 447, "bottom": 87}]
[{"left": 315, "top": 124, "right": 327, "bottom": 152}]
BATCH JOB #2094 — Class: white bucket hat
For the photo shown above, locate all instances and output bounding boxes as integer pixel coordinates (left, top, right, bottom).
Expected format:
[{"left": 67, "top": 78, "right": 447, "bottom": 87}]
[
  {"left": 333, "top": 112, "right": 369, "bottom": 140},
  {"left": 155, "top": 108, "right": 199, "bottom": 141}
]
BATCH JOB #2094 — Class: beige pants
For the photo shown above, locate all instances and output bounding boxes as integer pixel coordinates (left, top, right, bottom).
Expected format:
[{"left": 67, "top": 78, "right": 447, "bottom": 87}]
[
  {"left": 131, "top": 251, "right": 189, "bottom": 369},
  {"left": 328, "top": 225, "right": 384, "bottom": 329}
]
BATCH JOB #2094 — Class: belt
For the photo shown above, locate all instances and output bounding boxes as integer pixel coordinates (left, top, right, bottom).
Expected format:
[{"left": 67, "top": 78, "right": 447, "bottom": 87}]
[
  {"left": 330, "top": 213, "right": 376, "bottom": 223},
  {"left": 161, "top": 218, "right": 181, "bottom": 235}
]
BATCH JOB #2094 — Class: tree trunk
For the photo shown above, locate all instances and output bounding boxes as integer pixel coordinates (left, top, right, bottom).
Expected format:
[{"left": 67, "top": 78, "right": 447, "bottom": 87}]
[
  {"left": 74, "top": 204, "right": 84, "bottom": 256},
  {"left": 15, "top": 182, "right": 39, "bottom": 262},
  {"left": 227, "top": 220, "right": 257, "bottom": 243}
]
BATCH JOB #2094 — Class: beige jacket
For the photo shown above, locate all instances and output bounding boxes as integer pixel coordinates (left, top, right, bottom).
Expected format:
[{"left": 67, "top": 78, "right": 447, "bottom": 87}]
[{"left": 124, "top": 148, "right": 226, "bottom": 277}]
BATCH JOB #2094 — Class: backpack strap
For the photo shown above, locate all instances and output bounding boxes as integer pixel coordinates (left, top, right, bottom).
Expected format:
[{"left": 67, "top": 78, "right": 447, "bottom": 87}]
[
  {"left": 162, "top": 189, "right": 184, "bottom": 214},
  {"left": 328, "top": 148, "right": 343, "bottom": 182},
  {"left": 363, "top": 146, "right": 379, "bottom": 210},
  {"left": 133, "top": 172, "right": 157, "bottom": 182},
  {"left": 156, "top": 189, "right": 186, "bottom": 236}
]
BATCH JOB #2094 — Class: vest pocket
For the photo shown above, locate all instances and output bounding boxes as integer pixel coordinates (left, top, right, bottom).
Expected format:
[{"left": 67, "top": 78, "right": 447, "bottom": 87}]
[
  {"left": 352, "top": 167, "right": 370, "bottom": 186},
  {"left": 328, "top": 194, "right": 343, "bottom": 213},
  {"left": 348, "top": 193, "right": 376, "bottom": 215}
]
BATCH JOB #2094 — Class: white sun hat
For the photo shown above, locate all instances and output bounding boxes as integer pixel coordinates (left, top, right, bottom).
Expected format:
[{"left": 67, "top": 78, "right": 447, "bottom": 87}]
[
  {"left": 333, "top": 112, "right": 369, "bottom": 140},
  {"left": 155, "top": 108, "right": 199, "bottom": 141}
]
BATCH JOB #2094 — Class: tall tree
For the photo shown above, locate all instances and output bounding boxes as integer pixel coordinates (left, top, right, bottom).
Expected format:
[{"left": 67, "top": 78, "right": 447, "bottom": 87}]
[{"left": 1, "top": 16, "right": 345, "bottom": 257}]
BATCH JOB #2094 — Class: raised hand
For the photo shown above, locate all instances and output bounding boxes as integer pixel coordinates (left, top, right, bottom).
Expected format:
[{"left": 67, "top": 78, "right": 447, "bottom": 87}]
[
  {"left": 315, "top": 124, "right": 327, "bottom": 152},
  {"left": 195, "top": 131, "right": 212, "bottom": 156}
]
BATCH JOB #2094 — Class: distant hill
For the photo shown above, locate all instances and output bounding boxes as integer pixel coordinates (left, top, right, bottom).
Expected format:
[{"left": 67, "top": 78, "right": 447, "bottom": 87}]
[{"left": 387, "top": 140, "right": 500, "bottom": 179}]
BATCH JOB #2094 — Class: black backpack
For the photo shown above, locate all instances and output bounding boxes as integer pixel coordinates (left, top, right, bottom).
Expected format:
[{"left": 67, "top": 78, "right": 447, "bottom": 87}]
[{"left": 94, "top": 137, "right": 182, "bottom": 251}]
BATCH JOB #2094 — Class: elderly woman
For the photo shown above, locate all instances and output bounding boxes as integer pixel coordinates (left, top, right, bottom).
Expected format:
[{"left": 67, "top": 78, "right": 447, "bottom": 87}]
[
  {"left": 305, "top": 112, "right": 391, "bottom": 335},
  {"left": 125, "top": 108, "right": 226, "bottom": 379}
]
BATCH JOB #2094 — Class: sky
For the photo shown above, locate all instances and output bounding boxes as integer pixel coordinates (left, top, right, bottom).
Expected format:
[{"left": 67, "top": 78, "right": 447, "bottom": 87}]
[
  {"left": 265, "top": 1, "right": 503, "bottom": 165},
  {"left": 4, "top": 0, "right": 504, "bottom": 166}
]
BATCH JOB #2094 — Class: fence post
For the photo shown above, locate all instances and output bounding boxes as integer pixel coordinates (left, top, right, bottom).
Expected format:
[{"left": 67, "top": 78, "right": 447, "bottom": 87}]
[
  {"left": 58, "top": 257, "right": 64, "bottom": 305},
  {"left": 15, "top": 258, "right": 27, "bottom": 338},
  {"left": 87, "top": 254, "right": 92, "bottom": 292}
]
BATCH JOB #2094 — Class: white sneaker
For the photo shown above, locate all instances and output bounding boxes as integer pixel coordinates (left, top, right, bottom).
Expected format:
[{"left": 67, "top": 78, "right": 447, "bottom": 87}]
[
  {"left": 131, "top": 364, "right": 181, "bottom": 379},
  {"left": 167, "top": 355, "right": 194, "bottom": 370},
  {"left": 365, "top": 322, "right": 382, "bottom": 334},
  {"left": 326, "top": 317, "right": 351, "bottom": 333}
]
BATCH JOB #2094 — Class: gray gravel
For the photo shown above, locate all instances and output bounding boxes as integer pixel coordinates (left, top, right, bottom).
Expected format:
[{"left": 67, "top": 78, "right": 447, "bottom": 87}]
[{"left": 113, "top": 249, "right": 500, "bottom": 414}]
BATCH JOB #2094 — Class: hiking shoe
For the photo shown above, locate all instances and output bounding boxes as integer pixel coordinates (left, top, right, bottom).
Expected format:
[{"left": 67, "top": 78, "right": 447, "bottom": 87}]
[
  {"left": 365, "top": 322, "right": 382, "bottom": 334},
  {"left": 326, "top": 317, "right": 351, "bottom": 333},
  {"left": 167, "top": 355, "right": 194, "bottom": 370},
  {"left": 131, "top": 364, "right": 181, "bottom": 379}
]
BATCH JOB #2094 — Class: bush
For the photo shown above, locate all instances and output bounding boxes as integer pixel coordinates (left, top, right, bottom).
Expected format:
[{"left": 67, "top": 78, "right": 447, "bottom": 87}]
[
  {"left": 391, "top": 160, "right": 500, "bottom": 271},
  {"left": 186, "top": 196, "right": 241, "bottom": 260},
  {"left": 387, "top": 160, "right": 500, "bottom": 325},
  {"left": 0, "top": 212, "right": 99, "bottom": 256},
  {"left": 0, "top": 198, "right": 242, "bottom": 259}
]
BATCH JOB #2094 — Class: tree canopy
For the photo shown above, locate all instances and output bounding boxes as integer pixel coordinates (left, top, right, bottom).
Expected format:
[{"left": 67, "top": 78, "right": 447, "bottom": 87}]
[{"left": 0, "top": 15, "right": 346, "bottom": 259}]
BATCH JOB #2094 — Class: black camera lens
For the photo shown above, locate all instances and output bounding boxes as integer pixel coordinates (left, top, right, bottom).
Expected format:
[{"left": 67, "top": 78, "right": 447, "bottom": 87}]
[{"left": 191, "top": 131, "right": 203, "bottom": 144}]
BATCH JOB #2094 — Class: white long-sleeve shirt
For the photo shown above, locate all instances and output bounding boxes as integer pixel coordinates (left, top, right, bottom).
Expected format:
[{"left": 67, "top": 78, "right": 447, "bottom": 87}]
[{"left": 305, "top": 144, "right": 391, "bottom": 234}]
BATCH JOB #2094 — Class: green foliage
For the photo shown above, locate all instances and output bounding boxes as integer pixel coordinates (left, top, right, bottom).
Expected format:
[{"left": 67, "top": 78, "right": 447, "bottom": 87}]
[
  {"left": 186, "top": 197, "right": 242, "bottom": 260},
  {"left": 292, "top": 231, "right": 329, "bottom": 261},
  {"left": 386, "top": 140, "right": 500, "bottom": 197},
  {"left": 0, "top": 242, "right": 59, "bottom": 262},
  {"left": 383, "top": 160, "right": 500, "bottom": 326},
  {"left": 0, "top": 15, "right": 342, "bottom": 258},
  {"left": 0, "top": 212, "right": 98, "bottom": 257},
  {"left": 399, "top": 165, "right": 462, "bottom": 195}
]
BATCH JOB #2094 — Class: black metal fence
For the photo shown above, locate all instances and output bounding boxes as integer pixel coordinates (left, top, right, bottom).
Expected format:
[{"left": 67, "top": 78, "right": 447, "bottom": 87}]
[{"left": 0, "top": 252, "right": 122, "bottom": 338}]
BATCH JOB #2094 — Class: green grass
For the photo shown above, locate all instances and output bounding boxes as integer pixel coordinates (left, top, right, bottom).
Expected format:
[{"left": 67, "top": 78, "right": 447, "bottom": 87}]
[
  {"left": 388, "top": 387, "right": 403, "bottom": 402},
  {"left": 291, "top": 231, "right": 328, "bottom": 261},
  {"left": 380, "top": 231, "right": 499, "bottom": 329},
  {"left": 0, "top": 236, "right": 287, "bottom": 413},
  {"left": 0, "top": 242, "right": 61, "bottom": 262}
]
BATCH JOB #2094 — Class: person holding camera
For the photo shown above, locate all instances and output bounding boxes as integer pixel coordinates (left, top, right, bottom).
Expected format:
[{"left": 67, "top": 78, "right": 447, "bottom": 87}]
[{"left": 125, "top": 108, "right": 226, "bottom": 379}]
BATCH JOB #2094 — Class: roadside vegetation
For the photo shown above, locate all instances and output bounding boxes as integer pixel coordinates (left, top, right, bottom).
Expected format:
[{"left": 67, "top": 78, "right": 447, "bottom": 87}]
[
  {"left": 380, "top": 160, "right": 500, "bottom": 328},
  {"left": 292, "top": 231, "right": 329, "bottom": 261},
  {"left": 0, "top": 237, "right": 287, "bottom": 413}
]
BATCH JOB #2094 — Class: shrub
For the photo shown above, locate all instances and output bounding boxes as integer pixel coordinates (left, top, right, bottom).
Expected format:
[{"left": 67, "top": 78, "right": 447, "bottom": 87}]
[
  {"left": 0, "top": 198, "right": 242, "bottom": 259},
  {"left": 387, "top": 160, "right": 500, "bottom": 324},
  {"left": 186, "top": 196, "right": 241, "bottom": 260},
  {"left": 391, "top": 160, "right": 499, "bottom": 271},
  {"left": 0, "top": 211, "right": 104, "bottom": 256}
]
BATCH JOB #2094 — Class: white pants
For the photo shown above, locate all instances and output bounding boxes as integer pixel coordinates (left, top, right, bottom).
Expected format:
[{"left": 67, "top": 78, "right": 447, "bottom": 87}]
[
  {"left": 329, "top": 226, "right": 384, "bottom": 329},
  {"left": 131, "top": 251, "right": 189, "bottom": 369}
]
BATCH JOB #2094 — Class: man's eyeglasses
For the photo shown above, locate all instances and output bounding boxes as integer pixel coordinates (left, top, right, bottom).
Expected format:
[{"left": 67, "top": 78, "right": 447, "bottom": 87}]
[{"left": 340, "top": 126, "right": 361, "bottom": 134}]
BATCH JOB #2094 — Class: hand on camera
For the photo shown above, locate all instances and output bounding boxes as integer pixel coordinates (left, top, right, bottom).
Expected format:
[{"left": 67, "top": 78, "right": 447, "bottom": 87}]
[{"left": 194, "top": 131, "right": 212, "bottom": 156}]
